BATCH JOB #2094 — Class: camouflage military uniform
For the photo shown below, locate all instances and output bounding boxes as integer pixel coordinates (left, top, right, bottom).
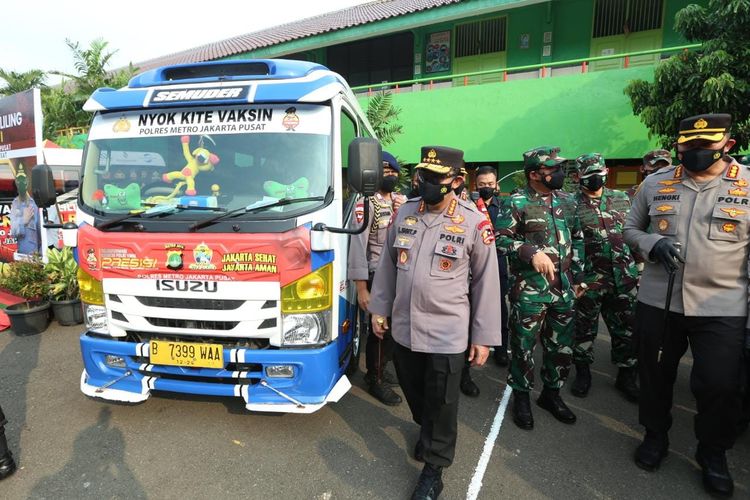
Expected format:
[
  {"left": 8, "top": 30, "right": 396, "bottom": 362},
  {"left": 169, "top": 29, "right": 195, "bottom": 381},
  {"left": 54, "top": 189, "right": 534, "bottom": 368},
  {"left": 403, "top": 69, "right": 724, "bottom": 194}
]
[
  {"left": 496, "top": 185, "right": 584, "bottom": 392},
  {"left": 574, "top": 184, "right": 638, "bottom": 368}
]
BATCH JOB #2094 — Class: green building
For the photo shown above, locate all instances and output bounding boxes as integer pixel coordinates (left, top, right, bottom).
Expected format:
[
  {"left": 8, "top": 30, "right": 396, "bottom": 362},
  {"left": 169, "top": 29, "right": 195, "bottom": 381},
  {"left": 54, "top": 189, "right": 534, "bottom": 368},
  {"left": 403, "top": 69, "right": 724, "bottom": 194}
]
[{"left": 135, "top": 0, "right": 707, "bottom": 190}]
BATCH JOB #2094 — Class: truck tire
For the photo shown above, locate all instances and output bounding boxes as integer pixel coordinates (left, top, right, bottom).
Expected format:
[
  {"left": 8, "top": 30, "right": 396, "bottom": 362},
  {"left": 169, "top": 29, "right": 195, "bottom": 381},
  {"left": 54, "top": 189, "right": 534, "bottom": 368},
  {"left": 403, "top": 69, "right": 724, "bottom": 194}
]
[{"left": 345, "top": 307, "right": 363, "bottom": 376}]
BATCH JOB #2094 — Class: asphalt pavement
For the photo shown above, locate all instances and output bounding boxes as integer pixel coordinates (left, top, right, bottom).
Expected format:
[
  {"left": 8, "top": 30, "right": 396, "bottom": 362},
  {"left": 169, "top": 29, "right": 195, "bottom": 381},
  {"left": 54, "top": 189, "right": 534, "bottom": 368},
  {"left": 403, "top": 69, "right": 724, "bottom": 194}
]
[{"left": 0, "top": 321, "right": 747, "bottom": 499}]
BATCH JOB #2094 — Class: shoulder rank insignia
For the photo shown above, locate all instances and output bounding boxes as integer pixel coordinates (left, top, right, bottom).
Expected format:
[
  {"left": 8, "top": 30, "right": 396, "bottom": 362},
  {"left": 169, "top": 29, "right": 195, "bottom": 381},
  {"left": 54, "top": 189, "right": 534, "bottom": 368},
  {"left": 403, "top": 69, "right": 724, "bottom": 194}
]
[
  {"left": 656, "top": 204, "right": 673, "bottom": 212},
  {"left": 734, "top": 178, "right": 749, "bottom": 188},
  {"left": 658, "top": 179, "right": 682, "bottom": 186},
  {"left": 673, "top": 165, "right": 683, "bottom": 179},
  {"left": 729, "top": 188, "right": 748, "bottom": 197},
  {"left": 658, "top": 187, "right": 677, "bottom": 194},
  {"left": 418, "top": 201, "right": 426, "bottom": 213},
  {"left": 720, "top": 207, "right": 747, "bottom": 218},
  {"left": 446, "top": 198, "right": 458, "bottom": 217},
  {"left": 444, "top": 224, "right": 465, "bottom": 234},
  {"left": 725, "top": 164, "right": 741, "bottom": 180}
]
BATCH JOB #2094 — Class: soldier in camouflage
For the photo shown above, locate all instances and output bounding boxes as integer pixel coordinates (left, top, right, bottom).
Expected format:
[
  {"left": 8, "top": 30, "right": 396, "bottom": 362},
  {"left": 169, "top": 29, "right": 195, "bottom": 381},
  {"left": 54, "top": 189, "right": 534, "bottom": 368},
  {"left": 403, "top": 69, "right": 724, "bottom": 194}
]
[
  {"left": 570, "top": 153, "right": 639, "bottom": 403},
  {"left": 496, "top": 146, "right": 585, "bottom": 430}
]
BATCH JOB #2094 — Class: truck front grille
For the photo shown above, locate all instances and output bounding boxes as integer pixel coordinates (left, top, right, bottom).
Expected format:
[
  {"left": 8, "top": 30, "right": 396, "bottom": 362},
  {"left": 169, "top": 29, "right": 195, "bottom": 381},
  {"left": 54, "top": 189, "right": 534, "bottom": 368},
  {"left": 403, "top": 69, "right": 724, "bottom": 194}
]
[
  {"left": 144, "top": 317, "right": 239, "bottom": 330},
  {"left": 135, "top": 296, "right": 247, "bottom": 310}
]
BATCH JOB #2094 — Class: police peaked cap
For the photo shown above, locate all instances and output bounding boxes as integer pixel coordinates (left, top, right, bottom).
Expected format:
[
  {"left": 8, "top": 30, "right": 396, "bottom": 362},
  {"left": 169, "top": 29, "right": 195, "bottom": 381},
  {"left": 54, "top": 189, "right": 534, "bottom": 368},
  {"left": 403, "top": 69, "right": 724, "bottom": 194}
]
[
  {"left": 415, "top": 146, "right": 464, "bottom": 175},
  {"left": 677, "top": 113, "right": 732, "bottom": 144}
]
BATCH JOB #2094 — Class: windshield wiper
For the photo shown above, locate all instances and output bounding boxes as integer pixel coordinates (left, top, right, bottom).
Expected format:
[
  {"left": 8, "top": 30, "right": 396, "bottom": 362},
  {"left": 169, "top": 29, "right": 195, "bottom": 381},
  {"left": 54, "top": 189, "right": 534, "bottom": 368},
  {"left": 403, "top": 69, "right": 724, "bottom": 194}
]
[
  {"left": 190, "top": 187, "right": 332, "bottom": 231},
  {"left": 96, "top": 204, "right": 225, "bottom": 230}
]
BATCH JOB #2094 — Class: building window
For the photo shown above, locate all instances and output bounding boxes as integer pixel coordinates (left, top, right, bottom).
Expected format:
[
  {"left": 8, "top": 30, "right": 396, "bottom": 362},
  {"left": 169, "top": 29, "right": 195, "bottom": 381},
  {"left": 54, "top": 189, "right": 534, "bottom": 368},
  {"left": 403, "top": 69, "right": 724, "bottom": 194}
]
[
  {"left": 593, "top": 0, "right": 664, "bottom": 38},
  {"left": 326, "top": 32, "right": 414, "bottom": 87},
  {"left": 455, "top": 17, "right": 507, "bottom": 58}
]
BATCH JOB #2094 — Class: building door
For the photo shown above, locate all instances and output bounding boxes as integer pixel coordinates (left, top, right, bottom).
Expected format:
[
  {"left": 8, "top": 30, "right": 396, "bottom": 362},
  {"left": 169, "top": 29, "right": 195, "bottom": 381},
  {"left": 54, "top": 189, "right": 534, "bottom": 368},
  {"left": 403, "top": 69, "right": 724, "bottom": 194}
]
[
  {"left": 590, "top": 0, "right": 664, "bottom": 71},
  {"left": 453, "top": 17, "right": 507, "bottom": 85}
]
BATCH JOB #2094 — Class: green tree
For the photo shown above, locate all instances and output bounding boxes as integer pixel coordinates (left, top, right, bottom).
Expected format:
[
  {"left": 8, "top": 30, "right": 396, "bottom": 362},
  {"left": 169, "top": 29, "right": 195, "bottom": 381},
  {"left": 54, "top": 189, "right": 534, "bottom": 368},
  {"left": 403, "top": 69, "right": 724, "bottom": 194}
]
[
  {"left": 366, "top": 90, "right": 403, "bottom": 146},
  {"left": 43, "top": 38, "right": 137, "bottom": 139},
  {"left": 0, "top": 69, "right": 47, "bottom": 96},
  {"left": 625, "top": 0, "right": 750, "bottom": 149}
]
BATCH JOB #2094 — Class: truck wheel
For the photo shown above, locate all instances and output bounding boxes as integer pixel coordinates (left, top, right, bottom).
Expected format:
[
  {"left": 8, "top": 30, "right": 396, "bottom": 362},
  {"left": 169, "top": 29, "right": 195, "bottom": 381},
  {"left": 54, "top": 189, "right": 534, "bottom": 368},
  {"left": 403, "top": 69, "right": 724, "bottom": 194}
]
[{"left": 345, "top": 308, "right": 363, "bottom": 376}]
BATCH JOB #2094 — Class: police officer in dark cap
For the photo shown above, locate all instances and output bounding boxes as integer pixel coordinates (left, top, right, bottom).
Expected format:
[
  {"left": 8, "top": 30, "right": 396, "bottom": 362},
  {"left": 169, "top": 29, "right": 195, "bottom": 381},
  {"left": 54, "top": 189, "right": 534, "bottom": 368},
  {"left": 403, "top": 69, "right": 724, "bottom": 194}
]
[
  {"left": 0, "top": 404, "right": 16, "bottom": 480},
  {"left": 369, "top": 145, "right": 501, "bottom": 500},
  {"left": 624, "top": 113, "right": 747, "bottom": 497}
]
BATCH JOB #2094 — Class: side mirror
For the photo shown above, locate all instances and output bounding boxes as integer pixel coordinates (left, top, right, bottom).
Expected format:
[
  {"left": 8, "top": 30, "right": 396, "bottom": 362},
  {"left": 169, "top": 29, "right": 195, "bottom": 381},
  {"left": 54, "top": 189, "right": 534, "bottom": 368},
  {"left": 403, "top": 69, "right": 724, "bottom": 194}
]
[
  {"left": 31, "top": 164, "right": 56, "bottom": 208},
  {"left": 348, "top": 138, "right": 382, "bottom": 197}
]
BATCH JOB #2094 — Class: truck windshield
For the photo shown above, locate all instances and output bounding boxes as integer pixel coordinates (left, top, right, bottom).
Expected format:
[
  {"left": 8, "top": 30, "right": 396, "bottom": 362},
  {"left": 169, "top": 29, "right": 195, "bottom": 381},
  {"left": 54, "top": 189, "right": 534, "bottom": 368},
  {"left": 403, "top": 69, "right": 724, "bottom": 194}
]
[{"left": 80, "top": 103, "right": 332, "bottom": 218}]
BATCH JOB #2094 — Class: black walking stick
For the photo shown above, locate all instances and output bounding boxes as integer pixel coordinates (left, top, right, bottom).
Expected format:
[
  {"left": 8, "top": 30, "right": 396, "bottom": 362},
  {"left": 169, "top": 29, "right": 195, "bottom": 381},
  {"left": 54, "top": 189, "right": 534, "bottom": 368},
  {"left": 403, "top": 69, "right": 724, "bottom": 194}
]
[{"left": 658, "top": 242, "right": 681, "bottom": 363}]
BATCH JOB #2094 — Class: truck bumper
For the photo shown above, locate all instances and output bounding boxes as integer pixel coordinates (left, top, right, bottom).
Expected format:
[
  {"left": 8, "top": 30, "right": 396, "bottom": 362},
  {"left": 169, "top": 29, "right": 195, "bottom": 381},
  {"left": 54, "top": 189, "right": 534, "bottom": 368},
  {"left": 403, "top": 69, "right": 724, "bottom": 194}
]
[{"left": 79, "top": 332, "right": 352, "bottom": 413}]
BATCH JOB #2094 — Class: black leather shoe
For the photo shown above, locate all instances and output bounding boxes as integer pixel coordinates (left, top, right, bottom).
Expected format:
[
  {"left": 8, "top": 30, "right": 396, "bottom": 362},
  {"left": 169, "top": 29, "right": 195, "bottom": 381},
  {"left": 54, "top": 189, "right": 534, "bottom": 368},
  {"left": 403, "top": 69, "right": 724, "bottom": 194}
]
[
  {"left": 570, "top": 362, "right": 591, "bottom": 398},
  {"left": 493, "top": 349, "right": 509, "bottom": 367},
  {"left": 0, "top": 452, "right": 16, "bottom": 480},
  {"left": 537, "top": 388, "right": 577, "bottom": 424},
  {"left": 634, "top": 431, "right": 668, "bottom": 472},
  {"left": 414, "top": 440, "right": 424, "bottom": 462},
  {"left": 411, "top": 463, "right": 443, "bottom": 500},
  {"left": 615, "top": 367, "right": 639, "bottom": 403},
  {"left": 695, "top": 444, "right": 734, "bottom": 497},
  {"left": 460, "top": 367, "right": 480, "bottom": 397},
  {"left": 512, "top": 390, "right": 534, "bottom": 430},
  {"left": 368, "top": 382, "right": 402, "bottom": 406}
]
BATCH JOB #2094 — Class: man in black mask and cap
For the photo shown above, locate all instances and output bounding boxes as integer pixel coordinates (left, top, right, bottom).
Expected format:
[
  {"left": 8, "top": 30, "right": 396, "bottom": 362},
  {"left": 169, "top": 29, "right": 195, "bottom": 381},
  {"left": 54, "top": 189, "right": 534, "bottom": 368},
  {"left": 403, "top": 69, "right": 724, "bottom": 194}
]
[
  {"left": 348, "top": 151, "right": 406, "bottom": 406},
  {"left": 624, "top": 113, "right": 746, "bottom": 497},
  {"left": 369, "top": 145, "right": 501, "bottom": 500},
  {"left": 495, "top": 146, "right": 585, "bottom": 431}
]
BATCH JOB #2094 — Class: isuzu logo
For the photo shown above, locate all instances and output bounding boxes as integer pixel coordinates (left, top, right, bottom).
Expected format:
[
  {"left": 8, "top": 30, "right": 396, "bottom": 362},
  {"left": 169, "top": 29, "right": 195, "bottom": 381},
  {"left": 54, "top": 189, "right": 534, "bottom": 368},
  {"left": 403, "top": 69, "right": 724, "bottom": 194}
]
[{"left": 155, "top": 280, "right": 218, "bottom": 293}]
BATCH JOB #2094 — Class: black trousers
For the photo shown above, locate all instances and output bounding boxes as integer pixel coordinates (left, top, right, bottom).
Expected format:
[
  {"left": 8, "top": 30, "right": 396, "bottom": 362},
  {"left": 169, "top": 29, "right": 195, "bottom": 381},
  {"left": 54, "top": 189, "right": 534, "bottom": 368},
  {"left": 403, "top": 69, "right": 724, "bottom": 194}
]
[
  {"left": 393, "top": 343, "right": 464, "bottom": 467},
  {"left": 0, "top": 404, "right": 8, "bottom": 456},
  {"left": 364, "top": 274, "right": 394, "bottom": 381},
  {"left": 636, "top": 302, "right": 744, "bottom": 450}
]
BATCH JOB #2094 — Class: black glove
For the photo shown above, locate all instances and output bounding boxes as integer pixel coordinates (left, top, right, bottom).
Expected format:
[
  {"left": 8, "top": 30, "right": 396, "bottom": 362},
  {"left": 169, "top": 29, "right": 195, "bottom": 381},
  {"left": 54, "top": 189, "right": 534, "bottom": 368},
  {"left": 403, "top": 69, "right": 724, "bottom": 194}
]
[{"left": 649, "top": 238, "right": 685, "bottom": 273}]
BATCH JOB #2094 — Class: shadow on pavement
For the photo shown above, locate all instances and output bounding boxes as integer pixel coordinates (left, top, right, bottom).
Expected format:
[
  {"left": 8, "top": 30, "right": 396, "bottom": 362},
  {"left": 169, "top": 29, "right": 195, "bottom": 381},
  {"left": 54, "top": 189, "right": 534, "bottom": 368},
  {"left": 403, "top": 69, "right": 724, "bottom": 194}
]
[
  {"left": 0, "top": 330, "right": 41, "bottom": 464},
  {"left": 29, "top": 407, "right": 146, "bottom": 499}
]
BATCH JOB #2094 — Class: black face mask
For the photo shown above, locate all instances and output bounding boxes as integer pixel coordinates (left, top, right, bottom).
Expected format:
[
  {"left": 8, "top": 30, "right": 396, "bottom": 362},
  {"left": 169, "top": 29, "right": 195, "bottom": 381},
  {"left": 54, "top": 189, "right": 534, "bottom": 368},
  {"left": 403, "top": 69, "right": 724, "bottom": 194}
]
[
  {"left": 381, "top": 175, "right": 398, "bottom": 193},
  {"left": 539, "top": 169, "right": 565, "bottom": 190},
  {"left": 680, "top": 147, "right": 723, "bottom": 172},
  {"left": 419, "top": 179, "right": 453, "bottom": 205},
  {"left": 478, "top": 187, "right": 496, "bottom": 201},
  {"left": 580, "top": 174, "right": 606, "bottom": 192},
  {"left": 453, "top": 181, "right": 465, "bottom": 196}
]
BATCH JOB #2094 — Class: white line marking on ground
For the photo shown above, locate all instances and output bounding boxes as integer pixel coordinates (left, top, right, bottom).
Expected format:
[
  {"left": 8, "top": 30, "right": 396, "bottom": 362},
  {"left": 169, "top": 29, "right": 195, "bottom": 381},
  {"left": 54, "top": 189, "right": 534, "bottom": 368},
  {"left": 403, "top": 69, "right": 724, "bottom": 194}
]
[{"left": 466, "top": 384, "right": 513, "bottom": 500}]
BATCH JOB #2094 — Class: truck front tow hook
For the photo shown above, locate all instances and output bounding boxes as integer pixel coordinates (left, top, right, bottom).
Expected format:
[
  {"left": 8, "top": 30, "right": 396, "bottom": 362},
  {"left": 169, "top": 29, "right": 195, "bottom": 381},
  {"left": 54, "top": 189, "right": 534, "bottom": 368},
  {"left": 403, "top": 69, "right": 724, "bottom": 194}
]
[
  {"left": 259, "top": 380, "right": 305, "bottom": 409},
  {"left": 95, "top": 370, "right": 133, "bottom": 393}
]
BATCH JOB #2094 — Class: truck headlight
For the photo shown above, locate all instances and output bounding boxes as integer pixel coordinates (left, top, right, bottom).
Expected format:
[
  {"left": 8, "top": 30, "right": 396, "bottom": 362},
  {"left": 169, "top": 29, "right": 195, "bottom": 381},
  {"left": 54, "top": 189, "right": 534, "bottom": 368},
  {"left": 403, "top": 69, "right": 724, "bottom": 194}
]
[
  {"left": 84, "top": 304, "right": 109, "bottom": 334},
  {"left": 281, "top": 311, "right": 330, "bottom": 346}
]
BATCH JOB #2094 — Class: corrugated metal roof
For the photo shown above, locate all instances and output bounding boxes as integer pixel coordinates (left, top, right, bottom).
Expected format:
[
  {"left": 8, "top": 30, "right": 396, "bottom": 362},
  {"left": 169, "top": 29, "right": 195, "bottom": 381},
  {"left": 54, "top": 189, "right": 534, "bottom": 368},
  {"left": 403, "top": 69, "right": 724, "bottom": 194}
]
[{"left": 133, "top": 0, "right": 462, "bottom": 72}]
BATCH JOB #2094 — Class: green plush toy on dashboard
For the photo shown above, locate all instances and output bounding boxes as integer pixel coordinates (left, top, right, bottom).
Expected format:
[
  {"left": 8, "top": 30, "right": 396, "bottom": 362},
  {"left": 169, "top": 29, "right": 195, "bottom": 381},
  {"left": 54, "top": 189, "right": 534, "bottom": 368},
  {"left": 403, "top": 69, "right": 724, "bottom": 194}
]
[
  {"left": 263, "top": 177, "right": 309, "bottom": 199},
  {"left": 102, "top": 183, "right": 142, "bottom": 211}
]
